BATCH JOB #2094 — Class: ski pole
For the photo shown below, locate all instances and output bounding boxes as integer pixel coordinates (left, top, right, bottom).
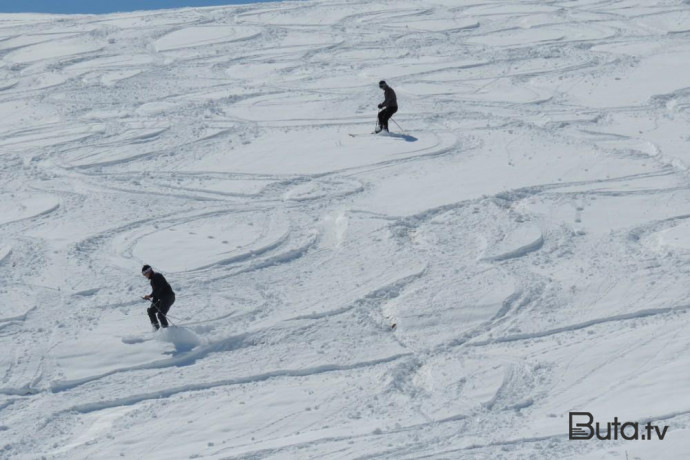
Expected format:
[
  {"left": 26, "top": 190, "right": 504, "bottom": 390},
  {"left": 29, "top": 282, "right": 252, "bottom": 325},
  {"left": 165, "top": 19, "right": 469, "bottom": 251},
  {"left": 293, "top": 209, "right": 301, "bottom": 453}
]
[{"left": 391, "top": 118, "right": 406, "bottom": 135}]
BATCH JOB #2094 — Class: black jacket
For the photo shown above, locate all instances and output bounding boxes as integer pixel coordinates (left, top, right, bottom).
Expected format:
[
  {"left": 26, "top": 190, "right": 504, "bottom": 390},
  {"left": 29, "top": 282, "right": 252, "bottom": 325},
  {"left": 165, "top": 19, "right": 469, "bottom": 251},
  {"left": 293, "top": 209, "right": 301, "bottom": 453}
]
[
  {"left": 382, "top": 86, "right": 397, "bottom": 109},
  {"left": 150, "top": 272, "right": 174, "bottom": 302}
]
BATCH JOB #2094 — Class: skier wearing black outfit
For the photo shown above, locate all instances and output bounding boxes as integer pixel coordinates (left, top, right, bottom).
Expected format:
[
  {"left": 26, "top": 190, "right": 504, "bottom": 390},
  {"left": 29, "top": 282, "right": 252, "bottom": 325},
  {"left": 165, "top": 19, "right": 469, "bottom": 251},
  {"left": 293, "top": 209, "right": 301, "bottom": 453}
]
[
  {"left": 376, "top": 80, "right": 398, "bottom": 133},
  {"left": 142, "top": 264, "right": 175, "bottom": 330}
]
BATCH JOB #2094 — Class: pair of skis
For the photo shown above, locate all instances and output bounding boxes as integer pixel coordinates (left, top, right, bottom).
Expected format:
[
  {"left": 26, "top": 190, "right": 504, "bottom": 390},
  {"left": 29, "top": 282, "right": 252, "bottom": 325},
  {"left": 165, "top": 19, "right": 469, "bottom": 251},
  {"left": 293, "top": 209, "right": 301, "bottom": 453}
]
[{"left": 348, "top": 131, "right": 389, "bottom": 137}]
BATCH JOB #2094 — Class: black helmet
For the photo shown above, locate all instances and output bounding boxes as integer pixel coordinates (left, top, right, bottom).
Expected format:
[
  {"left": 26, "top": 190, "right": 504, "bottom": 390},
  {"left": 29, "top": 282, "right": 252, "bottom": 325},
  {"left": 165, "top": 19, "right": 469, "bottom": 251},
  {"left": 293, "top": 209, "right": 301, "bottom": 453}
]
[
  {"left": 142, "top": 264, "right": 152, "bottom": 275},
  {"left": 379, "top": 80, "right": 386, "bottom": 87}
]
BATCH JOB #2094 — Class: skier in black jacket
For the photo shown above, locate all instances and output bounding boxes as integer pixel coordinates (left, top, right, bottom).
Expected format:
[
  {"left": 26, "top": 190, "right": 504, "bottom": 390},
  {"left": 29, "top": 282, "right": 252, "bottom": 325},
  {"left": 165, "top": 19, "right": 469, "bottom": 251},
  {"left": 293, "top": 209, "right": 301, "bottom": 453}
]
[
  {"left": 376, "top": 80, "right": 398, "bottom": 133},
  {"left": 142, "top": 264, "right": 175, "bottom": 330}
]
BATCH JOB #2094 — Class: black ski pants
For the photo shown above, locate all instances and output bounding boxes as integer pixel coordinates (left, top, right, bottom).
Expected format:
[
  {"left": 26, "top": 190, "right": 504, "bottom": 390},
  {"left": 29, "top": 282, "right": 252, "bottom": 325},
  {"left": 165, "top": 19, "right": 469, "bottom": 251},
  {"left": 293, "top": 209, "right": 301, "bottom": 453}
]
[
  {"left": 148, "top": 294, "right": 175, "bottom": 329},
  {"left": 378, "top": 106, "right": 398, "bottom": 131}
]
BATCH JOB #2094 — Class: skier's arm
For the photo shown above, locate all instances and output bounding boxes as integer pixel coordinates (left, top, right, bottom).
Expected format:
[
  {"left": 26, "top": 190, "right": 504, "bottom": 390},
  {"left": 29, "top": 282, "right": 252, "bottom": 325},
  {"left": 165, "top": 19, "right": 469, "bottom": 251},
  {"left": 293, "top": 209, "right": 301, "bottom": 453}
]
[
  {"left": 149, "top": 273, "right": 173, "bottom": 301},
  {"left": 382, "top": 88, "right": 396, "bottom": 108},
  {"left": 378, "top": 94, "right": 387, "bottom": 109},
  {"left": 379, "top": 88, "right": 387, "bottom": 109},
  {"left": 148, "top": 274, "right": 162, "bottom": 300}
]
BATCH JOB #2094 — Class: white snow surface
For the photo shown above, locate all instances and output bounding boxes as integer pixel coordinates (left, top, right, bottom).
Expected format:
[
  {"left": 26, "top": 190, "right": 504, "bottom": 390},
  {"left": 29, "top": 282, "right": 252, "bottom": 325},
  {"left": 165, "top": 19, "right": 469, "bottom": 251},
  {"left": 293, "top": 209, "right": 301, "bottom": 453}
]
[{"left": 2, "top": 0, "right": 690, "bottom": 458}]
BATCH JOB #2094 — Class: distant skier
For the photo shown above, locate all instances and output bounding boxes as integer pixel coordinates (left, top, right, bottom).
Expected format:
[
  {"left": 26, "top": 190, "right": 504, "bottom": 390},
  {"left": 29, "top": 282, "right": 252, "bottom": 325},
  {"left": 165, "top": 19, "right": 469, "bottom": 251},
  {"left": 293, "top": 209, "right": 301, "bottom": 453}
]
[
  {"left": 376, "top": 80, "right": 398, "bottom": 133},
  {"left": 141, "top": 264, "right": 175, "bottom": 330}
]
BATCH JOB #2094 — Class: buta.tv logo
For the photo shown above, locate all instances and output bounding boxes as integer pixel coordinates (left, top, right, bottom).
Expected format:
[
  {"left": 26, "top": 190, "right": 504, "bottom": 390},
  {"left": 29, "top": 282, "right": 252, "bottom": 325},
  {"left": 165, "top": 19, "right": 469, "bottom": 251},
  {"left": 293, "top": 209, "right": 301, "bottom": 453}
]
[{"left": 569, "top": 412, "right": 669, "bottom": 441}]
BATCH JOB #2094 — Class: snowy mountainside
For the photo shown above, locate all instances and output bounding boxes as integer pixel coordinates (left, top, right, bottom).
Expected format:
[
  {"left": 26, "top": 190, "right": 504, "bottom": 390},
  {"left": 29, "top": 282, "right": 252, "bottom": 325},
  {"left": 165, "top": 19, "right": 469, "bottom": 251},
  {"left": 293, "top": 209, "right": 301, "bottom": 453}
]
[{"left": 2, "top": 0, "right": 690, "bottom": 458}]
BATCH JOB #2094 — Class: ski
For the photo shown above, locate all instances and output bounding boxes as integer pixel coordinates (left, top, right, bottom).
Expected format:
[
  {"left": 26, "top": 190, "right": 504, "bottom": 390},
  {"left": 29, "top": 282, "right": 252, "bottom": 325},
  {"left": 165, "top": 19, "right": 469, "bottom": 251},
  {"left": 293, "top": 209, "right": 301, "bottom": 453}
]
[
  {"left": 349, "top": 132, "right": 376, "bottom": 137},
  {"left": 349, "top": 131, "right": 391, "bottom": 137}
]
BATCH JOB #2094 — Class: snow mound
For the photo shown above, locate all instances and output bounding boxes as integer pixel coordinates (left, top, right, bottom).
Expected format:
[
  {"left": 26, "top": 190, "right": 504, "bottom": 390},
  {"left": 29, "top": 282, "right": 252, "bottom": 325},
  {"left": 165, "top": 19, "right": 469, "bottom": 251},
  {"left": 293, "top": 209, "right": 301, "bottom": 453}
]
[
  {"left": 156, "top": 326, "right": 203, "bottom": 352},
  {"left": 120, "top": 335, "right": 150, "bottom": 345}
]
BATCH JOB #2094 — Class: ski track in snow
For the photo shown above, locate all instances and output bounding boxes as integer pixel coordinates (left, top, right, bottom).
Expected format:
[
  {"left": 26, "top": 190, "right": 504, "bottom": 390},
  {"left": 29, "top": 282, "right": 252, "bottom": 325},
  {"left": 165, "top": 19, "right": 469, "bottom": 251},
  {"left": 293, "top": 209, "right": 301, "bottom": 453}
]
[{"left": 3, "top": 0, "right": 690, "bottom": 458}]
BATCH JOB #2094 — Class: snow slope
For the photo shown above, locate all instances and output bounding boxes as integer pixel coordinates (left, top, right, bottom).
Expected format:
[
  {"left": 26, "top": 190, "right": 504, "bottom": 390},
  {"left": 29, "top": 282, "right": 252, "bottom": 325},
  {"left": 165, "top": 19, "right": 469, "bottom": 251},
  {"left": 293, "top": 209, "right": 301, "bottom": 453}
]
[{"left": 3, "top": 0, "right": 690, "bottom": 458}]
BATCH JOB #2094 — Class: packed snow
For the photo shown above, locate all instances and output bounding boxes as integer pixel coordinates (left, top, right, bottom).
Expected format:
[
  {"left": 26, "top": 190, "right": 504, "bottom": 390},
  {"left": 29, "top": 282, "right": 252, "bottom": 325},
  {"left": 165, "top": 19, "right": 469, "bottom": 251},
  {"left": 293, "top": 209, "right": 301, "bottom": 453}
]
[{"left": 2, "top": 0, "right": 690, "bottom": 458}]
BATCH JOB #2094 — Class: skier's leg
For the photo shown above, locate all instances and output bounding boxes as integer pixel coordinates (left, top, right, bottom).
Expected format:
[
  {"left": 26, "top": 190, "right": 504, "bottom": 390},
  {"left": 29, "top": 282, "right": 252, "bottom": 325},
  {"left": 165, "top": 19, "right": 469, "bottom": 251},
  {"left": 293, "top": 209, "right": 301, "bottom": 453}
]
[
  {"left": 381, "top": 108, "right": 391, "bottom": 131},
  {"left": 388, "top": 107, "right": 398, "bottom": 131},
  {"left": 376, "top": 111, "right": 384, "bottom": 133},
  {"left": 157, "top": 295, "right": 175, "bottom": 328},
  {"left": 147, "top": 306, "right": 160, "bottom": 329},
  {"left": 156, "top": 310, "right": 167, "bottom": 328},
  {"left": 383, "top": 107, "right": 397, "bottom": 131}
]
